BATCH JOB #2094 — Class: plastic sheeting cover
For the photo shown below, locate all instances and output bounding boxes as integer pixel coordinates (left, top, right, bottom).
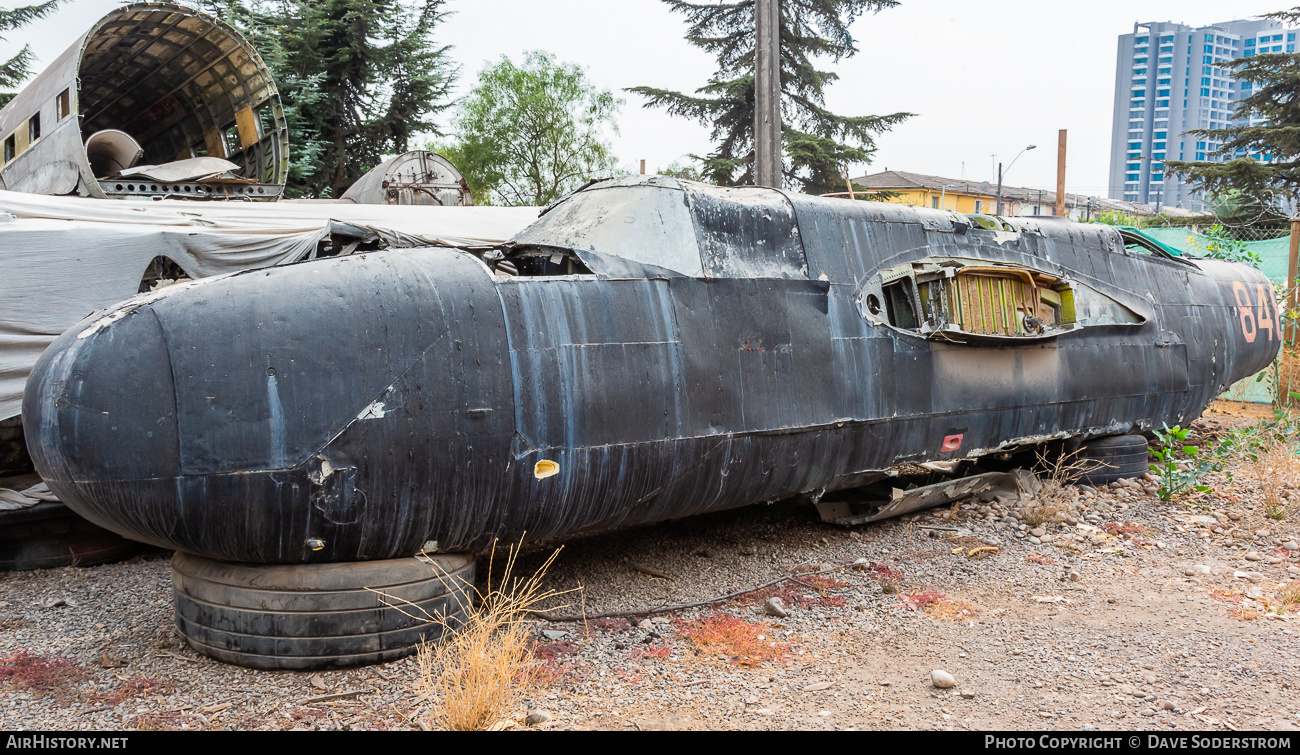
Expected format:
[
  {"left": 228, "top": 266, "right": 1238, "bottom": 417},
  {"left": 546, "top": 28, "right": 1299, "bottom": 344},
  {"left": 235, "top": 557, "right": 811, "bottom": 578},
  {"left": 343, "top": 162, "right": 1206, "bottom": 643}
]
[{"left": 0, "top": 190, "right": 539, "bottom": 420}]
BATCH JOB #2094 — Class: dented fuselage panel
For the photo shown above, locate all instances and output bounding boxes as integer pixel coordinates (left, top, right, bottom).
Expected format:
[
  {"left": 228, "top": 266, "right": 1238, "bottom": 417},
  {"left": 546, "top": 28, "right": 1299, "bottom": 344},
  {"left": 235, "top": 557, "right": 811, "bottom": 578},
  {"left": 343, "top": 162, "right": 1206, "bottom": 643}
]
[{"left": 23, "top": 176, "right": 1280, "bottom": 563}]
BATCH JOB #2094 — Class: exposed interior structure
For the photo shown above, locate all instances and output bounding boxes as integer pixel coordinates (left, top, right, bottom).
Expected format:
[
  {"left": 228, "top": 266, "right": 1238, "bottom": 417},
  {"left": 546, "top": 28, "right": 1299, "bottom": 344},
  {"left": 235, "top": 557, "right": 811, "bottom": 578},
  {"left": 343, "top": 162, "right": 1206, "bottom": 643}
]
[
  {"left": 0, "top": 3, "right": 287, "bottom": 200},
  {"left": 340, "top": 151, "right": 474, "bottom": 206},
  {"left": 864, "top": 258, "right": 1146, "bottom": 342}
]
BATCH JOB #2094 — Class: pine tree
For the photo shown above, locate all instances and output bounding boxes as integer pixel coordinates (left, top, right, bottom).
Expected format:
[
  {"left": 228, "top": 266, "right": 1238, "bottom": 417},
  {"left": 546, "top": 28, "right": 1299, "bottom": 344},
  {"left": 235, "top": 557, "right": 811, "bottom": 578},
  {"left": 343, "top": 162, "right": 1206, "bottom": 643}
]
[
  {"left": 1165, "top": 8, "right": 1300, "bottom": 214},
  {"left": 0, "top": 1, "right": 62, "bottom": 108},
  {"left": 202, "top": 0, "right": 457, "bottom": 198},
  {"left": 628, "top": 0, "right": 910, "bottom": 194}
]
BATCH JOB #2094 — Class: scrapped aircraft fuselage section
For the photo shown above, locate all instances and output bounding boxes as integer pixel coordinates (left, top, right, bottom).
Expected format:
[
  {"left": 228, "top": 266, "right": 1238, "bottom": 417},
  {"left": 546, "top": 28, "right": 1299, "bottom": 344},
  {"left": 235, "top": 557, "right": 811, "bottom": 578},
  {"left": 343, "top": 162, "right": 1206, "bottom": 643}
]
[
  {"left": 24, "top": 177, "right": 1280, "bottom": 563},
  {"left": 0, "top": 3, "right": 287, "bottom": 201}
]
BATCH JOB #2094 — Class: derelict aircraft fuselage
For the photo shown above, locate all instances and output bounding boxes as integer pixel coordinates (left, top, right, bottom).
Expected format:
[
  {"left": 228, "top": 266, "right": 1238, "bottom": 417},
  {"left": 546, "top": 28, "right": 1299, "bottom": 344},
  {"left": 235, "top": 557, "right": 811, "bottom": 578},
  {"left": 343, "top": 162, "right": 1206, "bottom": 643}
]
[{"left": 24, "top": 177, "right": 1279, "bottom": 563}]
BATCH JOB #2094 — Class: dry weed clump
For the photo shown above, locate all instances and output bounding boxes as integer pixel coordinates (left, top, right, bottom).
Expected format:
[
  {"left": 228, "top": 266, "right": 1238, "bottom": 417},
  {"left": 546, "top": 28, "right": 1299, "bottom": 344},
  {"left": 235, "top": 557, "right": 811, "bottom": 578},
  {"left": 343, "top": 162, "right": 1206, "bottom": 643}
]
[
  {"left": 1279, "top": 581, "right": 1300, "bottom": 610},
  {"left": 1023, "top": 449, "right": 1091, "bottom": 525},
  {"left": 925, "top": 598, "right": 980, "bottom": 621},
  {"left": 675, "top": 612, "right": 789, "bottom": 667},
  {"left": 0, "top": 650, "right": 84, "bottom": 694},
  {"left": 414, "top": 543, "right": 571, "bottom": 731},
  {"left": 1245, "top": 441, "right": 1300, "bottom": 520},
  {"left": 87, "top": 677, "right": 169, "bottom": 708},
  {"left": 868, "top": 564, "right": 903, "bottom": 594},
  {"left": 899, "top": 589, "right": 945, "bottom": 612}
]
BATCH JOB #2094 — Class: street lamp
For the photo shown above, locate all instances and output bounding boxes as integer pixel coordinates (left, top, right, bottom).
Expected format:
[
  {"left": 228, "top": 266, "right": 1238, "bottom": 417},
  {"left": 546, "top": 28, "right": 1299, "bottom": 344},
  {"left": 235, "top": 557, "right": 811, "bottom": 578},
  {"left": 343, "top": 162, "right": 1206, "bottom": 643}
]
[{"left": 996, "top": 144, "right": 1037, "bottom": 216}]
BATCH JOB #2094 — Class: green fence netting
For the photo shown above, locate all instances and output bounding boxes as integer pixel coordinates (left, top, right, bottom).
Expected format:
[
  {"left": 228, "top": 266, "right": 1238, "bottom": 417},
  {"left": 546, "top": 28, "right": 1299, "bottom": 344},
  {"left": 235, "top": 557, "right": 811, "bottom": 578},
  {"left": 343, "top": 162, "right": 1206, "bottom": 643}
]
[
  {"left": 1138, "top": 227, "right": 1292, "bottom": 286},
  {"left": 1133, "top": 227, "right": 1289, "bottom": 405}
]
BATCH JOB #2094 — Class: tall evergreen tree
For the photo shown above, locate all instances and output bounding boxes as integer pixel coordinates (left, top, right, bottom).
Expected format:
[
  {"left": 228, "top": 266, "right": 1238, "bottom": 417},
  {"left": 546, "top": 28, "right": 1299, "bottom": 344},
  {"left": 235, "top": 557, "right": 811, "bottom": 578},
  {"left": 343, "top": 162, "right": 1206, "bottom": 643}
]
[
  {"left": 0, "top": 1, "right": 62, "bottom": 108},
  {"left": 202, "top": 0, "right": 457, "bottom": 198},
  {"left": 1165, "top": 7, "right": 1300, "bottom": 215},
  {"left": 629, "top": 0, "right": 910, "bottom": 193}
]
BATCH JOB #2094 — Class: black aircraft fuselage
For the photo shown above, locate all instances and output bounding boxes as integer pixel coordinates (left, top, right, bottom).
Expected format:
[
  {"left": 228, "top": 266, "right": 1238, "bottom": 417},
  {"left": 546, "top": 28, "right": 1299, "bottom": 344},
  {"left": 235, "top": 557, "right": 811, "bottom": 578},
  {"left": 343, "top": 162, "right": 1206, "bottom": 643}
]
[{"left": 23, "top": 177, "right": 1280, "bottom": 563}]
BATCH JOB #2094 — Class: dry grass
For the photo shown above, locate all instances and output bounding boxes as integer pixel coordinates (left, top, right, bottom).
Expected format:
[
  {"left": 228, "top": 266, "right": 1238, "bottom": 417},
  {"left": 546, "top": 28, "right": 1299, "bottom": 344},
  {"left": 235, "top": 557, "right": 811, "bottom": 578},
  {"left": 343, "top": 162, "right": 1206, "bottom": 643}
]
[
  {"left": 1230, "top": 607, "right": 1262, "bottom": 621},
  {"left": 925, "top": 598, "right": 980, "bottom": 621},
  {"left": 1018, "top": 448, "right": 1093, "bottom": 526},
  {"left": 1279, "top": 581, "right": 1300, "bottom": 610},
  {"left": 675, "top": 613, "right": 789, "bottom": 667},
  {"left": 411, "top": 542, "right": 571, "bottom": 731},
  {"left": 87, "top": 677, "right": 169, "bottom": 708},
  {"left": 1244, "top": 440, "right": 1300, "bottom": 520}
]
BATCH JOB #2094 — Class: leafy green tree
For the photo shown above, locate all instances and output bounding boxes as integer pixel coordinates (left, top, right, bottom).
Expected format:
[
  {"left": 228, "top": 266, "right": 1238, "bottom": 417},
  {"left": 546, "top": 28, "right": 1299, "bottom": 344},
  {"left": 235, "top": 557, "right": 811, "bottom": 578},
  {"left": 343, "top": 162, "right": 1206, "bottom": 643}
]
[
  {"left": 440, "top": 51, "right": 621, "bottom": 207},
  {"left": 628, "top": 0, "right": 910, "bottom": 193},
  {"left": 1166, "top": 7, "right": 1300, "bottom": 213},
  {"left": 201, "top": 0, "right": 457, "bottom": 198},
  {"left": 658, "top": 159, "right": 703, "bottom": 182},
  {"left": 0, "top": 1, "right": 62, "bottom": 108}
]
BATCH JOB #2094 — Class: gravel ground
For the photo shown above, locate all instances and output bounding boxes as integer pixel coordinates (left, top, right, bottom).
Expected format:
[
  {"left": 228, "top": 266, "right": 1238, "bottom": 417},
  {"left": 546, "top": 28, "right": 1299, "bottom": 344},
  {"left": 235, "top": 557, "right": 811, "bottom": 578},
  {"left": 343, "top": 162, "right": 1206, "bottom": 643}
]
[{"left": 3, "top": 401, "right": 1300, "bottom": 731}]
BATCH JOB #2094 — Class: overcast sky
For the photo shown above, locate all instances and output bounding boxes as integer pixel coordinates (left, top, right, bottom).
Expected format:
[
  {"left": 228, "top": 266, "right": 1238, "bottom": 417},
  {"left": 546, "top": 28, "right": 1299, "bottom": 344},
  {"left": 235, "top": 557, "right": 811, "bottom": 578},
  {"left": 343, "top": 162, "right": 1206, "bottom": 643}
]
[{"left": 3, "top": 0, "right": 1288, "bottom": 196}]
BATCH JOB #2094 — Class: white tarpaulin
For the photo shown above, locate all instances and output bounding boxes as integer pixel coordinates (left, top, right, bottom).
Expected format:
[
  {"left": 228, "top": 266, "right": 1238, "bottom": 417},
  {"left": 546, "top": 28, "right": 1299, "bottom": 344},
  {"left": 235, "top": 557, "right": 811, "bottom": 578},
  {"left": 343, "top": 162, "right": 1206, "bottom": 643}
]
[{"left": 0, "top": 190, "right": 540, "bottom": 420}]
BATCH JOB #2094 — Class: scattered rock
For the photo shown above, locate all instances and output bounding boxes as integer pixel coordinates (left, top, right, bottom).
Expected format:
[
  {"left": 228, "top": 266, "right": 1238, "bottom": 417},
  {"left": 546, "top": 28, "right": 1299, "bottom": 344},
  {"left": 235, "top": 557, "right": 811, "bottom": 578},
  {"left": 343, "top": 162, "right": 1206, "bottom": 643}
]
[
  {"left": 1140, "top": 708, "right": 1156, "bottom": 717},
  {"left": 1285, "top": 542, "right": 1299, "bottom": 551},
  {"left": 931, "top": 670, "right": 956, "bottom": 689},
  {"left": 1161, "top": 701, "right": 1176, "bottom": 711},
  {"left": 637, "top": 619, "right": 653, "bottom": 630},
  {"left": 309, "top": 674, "right": 329, "bottom": 691},
  {"left": 764, "top": 597, "right": 790, "bottom": 618},
  {"left": 1227, "top": 512, "right": 1243, "bottom": 521},
  {"left": 1193, "top": 565, "right": 1212, "bottom": 575},
  {"left": 851, "top": 558, "right": 871, "bottom": 571},
  {"left": 1068, "top": 571, "right": 1083, "bottom": 583},
  {"left": 959, "top": 690, "right": 977, "bottom": 699},
  {"left": 1030, "top": 528, "right": 1047, "bottom": 538},
  {"left": 525, "top": 709, "right": 553, "bottom": 726},
  {"left": 1235, "top": 571, "right": 1266, "bottom": 582},
  {"left": 1255, "top": 529, "right": 1271, "bottom": 537},
  {"left": 802, "top": 681, "right": 833, "bottom": 692}
]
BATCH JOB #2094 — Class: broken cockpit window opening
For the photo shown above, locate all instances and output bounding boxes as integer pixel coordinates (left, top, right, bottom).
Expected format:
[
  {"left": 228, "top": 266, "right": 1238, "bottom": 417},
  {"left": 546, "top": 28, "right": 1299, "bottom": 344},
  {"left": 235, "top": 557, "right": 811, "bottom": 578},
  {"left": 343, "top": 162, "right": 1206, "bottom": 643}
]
[
  {"left": 138, "top": 256, "right": 193, "bottom": 294},
  {"left": 1117, "top": 229, "right": 1188, "bottom": 263},
  {"left": 482, "top": 245, "right": 593, "bottom": 278},
  {"left": 861, "top": 259, "right": 1144, "bottom": 342}
]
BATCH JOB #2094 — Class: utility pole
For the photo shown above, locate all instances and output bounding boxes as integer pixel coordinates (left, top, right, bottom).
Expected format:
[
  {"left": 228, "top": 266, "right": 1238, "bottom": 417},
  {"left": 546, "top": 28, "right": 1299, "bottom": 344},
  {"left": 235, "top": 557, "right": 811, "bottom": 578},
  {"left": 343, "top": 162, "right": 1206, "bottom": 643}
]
[
  {"left": 1055, "top": 130, "right": 1067, "bottom": 218},
  {"left": 996, "top": 163, "right": 1004, "bottom": 215},
  {"left": 754, "top": 0, "right": 782, "bottom": 187},
  {"left": 640, "top": 159, "right": 646, "bottom": 175}
]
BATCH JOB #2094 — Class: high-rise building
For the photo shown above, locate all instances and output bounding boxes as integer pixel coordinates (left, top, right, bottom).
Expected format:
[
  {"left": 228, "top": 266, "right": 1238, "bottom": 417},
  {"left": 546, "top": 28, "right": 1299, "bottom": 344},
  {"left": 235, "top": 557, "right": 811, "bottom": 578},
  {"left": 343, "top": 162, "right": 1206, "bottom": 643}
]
[{"left": 1108, "top": 18, "right": 1296, "bottom": 212}]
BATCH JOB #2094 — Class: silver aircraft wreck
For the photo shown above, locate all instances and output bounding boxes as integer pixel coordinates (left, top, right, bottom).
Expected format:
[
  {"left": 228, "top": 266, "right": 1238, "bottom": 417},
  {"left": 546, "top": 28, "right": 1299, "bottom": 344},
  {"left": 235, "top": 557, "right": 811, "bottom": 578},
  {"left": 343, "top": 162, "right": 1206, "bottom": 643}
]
[
  {"left": 25, "top": 176, "right": 1281, "bottom": 566},
  {"left": 0, "top": 3, "right": 287, "bottom": 200}
]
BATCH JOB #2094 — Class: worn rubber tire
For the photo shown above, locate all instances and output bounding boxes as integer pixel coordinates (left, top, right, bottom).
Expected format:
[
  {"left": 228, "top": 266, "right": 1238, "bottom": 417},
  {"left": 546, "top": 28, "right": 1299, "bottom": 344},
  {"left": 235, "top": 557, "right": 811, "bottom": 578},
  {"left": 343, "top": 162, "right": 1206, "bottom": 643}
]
[
  {"left": 0, "top": 502, "right": 145, "bottom": 571},
  {"left": 172, "top": 551, "right": 474, "bottom": 671},
  {"left": 1074, "top": 434, "right": 1150, "bottom": 486}
]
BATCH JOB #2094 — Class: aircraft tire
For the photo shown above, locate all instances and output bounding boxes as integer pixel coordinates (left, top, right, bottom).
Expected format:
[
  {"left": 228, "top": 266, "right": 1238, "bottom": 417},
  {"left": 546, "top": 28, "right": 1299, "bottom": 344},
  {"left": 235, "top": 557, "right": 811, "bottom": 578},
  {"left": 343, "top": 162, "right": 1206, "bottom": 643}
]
[
  {"left": 172, "top": 551, "right": 474, "bottom": 670},
  {"left": 1075, "top": 434, "right": 1150, "bottom": 486},
  {"left": 0, "top": 503, "right": 145, "bottom": 571}
]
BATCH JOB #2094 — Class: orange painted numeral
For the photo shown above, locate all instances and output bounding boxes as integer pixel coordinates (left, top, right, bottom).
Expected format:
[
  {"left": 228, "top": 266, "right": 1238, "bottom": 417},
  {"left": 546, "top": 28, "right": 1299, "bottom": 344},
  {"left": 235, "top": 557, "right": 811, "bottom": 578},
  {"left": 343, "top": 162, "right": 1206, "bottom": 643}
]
[
  {"left": 1233, "top": 282, "right": 1256, "bottom": 344},
  {"left": 1256, "top": 283, "right": 1277, "bottom": 342}
]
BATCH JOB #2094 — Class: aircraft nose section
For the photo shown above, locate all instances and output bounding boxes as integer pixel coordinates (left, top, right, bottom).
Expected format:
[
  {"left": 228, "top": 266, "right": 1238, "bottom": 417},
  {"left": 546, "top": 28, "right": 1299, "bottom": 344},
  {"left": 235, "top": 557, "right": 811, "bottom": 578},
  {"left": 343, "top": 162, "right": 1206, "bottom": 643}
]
[{"left": 24, "top": 304, "right": 181, "bottom": 491}]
